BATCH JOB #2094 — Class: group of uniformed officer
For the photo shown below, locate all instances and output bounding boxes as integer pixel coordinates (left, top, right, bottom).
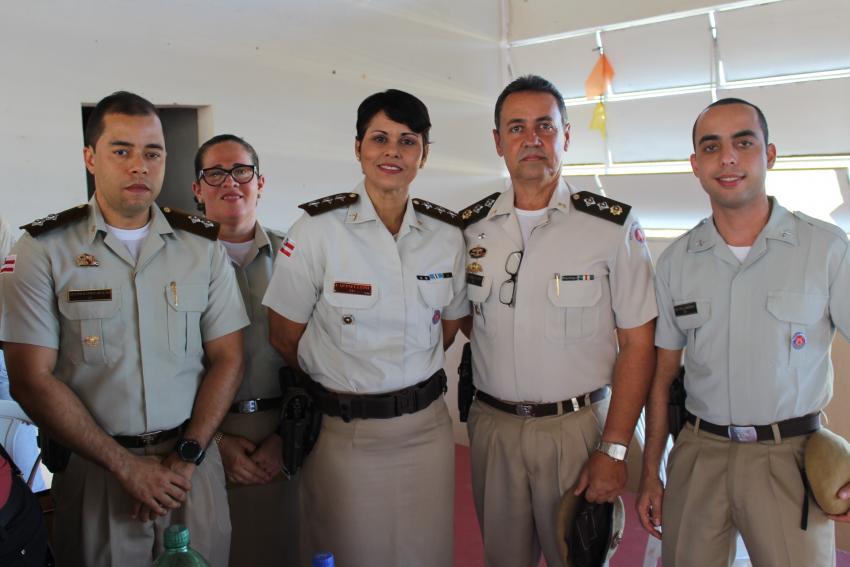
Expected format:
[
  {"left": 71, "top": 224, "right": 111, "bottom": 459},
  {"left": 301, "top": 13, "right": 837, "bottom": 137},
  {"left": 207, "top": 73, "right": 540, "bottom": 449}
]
[{"left": 0, "top": 74, "right": 849, "bottom": 567}]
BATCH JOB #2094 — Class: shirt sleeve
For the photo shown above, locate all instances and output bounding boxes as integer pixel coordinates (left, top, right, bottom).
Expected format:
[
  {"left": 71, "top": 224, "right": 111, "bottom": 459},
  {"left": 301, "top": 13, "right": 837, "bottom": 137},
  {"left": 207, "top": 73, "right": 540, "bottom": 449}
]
[
  {"left": 200, "top": 240, "right": 250, "bottom": 342},
  {"left": 609, "top": 216, "right": 657, "bottom": 329},
  {"left": 653, "top": 249, "right": 687, "bottom": 350},
  {"left": 829, "top": 237, "right": 850, "bottom": 342},
  {"left": 442, "top": 228, "right": 470, "bottom": 321},
  {"left": 0, "top": 235, "right": 61, "bottom": 349},
  {"left": 262, "top": 214, "right": 323, "bottom": 324}
]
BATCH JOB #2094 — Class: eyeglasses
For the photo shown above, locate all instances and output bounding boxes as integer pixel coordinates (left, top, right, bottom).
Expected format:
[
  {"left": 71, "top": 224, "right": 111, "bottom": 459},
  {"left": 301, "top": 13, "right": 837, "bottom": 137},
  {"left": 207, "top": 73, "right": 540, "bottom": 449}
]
[
  {"left": 198, "top": 164, "right": 258, "bottom": 187},
  {"left": 499, "top": 250, "right": 523, "bottom": 307}
]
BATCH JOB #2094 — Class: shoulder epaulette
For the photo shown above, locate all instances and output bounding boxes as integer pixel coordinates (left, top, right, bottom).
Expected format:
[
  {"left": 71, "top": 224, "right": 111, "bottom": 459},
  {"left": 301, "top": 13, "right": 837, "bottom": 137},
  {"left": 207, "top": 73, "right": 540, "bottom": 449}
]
[
  {"left": 21, "top": 204, "right": 89, "bottom": 237},
  {"left": 162, "top": 207, "right": 220, "bottom": 240},
  {"left": 412, "top": 198, "right": 463, "bottom": 228},
  {"left": 571, "top": 191, "right": 631, "bottom": 226},
  {"left": 459, "top": 192, "right": 501, "bottom": 228},
  {"left": 299, "top": 192, "right": 358, "bottom": 216}
]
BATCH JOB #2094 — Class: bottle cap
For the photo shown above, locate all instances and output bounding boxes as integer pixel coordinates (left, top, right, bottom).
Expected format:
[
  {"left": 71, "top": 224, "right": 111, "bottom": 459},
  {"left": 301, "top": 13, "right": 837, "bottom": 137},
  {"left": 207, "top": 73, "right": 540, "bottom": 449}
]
[
  {"left": 312, "top": 551, "right": 334, "bottom": 567},
  {"left": 163, "top": 524, "right": 191, "bottom": 549}
]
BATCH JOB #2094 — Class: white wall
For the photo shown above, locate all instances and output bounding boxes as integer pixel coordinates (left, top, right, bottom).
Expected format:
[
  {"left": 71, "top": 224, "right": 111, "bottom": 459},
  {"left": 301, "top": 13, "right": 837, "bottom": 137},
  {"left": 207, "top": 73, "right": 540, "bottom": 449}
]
[{"left": 1, "top": 1, "right": 506, "bottom": 232}]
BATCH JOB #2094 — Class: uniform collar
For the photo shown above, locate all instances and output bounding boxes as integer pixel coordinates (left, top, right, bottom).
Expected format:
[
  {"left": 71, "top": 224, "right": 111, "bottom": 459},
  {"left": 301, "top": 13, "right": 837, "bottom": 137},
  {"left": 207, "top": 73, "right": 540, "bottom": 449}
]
[
  {"left": 85, "top": 196, "right": 174, "bottom": 245},
  {"left": 488, "top": 178, "right": 573, "bottom": 220},
  {"left": 344, "top": 181, "right": 422, "bottom": 234},
  {"left": 687, "top": 197, "right": 798, "bottom": 254},
  {"left": 252, "top": 222, "right": 274, "bottom": 255}
]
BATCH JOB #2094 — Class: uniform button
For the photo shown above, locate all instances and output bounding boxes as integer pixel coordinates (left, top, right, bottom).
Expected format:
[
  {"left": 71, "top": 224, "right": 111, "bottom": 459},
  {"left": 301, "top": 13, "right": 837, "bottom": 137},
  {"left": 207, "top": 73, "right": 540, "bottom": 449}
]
[
  {"left": 84, "top": 336, "right": 101, "bottom": 347},
  {"left": 342, "top": 315, "right": 354, "bottom": 325}
]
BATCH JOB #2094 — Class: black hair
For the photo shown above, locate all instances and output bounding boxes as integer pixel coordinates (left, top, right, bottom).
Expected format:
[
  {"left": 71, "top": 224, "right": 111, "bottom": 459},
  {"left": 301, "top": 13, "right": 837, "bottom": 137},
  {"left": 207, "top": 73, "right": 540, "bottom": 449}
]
[
  {"left": 356, "top": 89, "right": 431, "bottom": 146},
  {"left": 84, "top": 91, "right": 160, "bottom": 148},
  {"left": 692, "top": 97, "right": 769, "bottom": 148},
  {"left": 494, "top": 75, "right": 568, "bottom": 129},
  {"left": 194, "top": 134, "right": 260, "bottom": 178}
]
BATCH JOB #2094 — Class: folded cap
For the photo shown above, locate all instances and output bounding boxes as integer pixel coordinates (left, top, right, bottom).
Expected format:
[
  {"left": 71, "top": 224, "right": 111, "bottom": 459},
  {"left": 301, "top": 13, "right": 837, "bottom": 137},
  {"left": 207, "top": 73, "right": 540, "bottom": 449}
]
[{"left": 805, "top": 428, "right": 850, "bottom": 515}]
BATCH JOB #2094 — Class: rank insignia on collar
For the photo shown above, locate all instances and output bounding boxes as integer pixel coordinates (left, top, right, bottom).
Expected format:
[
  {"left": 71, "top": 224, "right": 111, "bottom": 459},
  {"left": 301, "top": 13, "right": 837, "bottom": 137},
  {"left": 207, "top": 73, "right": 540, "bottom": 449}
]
[{"left": 75, "top": 253, "right": 99, "bottom": 267}]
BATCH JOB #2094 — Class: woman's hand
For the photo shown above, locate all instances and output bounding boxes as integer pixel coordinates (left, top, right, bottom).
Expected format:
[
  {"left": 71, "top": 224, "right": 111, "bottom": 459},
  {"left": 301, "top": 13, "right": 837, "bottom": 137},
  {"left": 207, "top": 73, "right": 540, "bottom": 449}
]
[
  {"left": 218, "top": 434, "right": 273, "bottom": 485},
  {"left": 251, "top": 433, "right": 285, "bottom": 478}
]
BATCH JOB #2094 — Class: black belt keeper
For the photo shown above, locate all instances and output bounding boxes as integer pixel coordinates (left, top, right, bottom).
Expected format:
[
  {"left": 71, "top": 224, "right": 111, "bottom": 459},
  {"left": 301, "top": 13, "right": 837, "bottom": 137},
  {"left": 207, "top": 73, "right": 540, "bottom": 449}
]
[
  {"left": 309, "top": 370, "right": 447, "bottom": 422},
  {"left": 686, "top": 412, "right": 820, "bottom": 443}
]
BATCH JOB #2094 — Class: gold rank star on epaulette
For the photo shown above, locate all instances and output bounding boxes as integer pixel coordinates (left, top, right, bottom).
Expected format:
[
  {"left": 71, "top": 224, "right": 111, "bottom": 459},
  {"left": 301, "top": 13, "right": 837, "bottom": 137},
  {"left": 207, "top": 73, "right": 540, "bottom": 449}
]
[
  {"left": 21, "top": 204, "right": 89, "bottom": 237},
  {"left": 571, "top": 191, "right": 631, "bottom": 226},
  {"left": 459, "top": 192, "right": 501, "bottom": 228},
  {"left": 299, "top": 192, "right": 359, "bottom": 216},
  {"left": 162, "top": 207, "right": 220, "bottom": 240},
  {"left": 412, "top": 198, "right": 463, "bottom": 227}
]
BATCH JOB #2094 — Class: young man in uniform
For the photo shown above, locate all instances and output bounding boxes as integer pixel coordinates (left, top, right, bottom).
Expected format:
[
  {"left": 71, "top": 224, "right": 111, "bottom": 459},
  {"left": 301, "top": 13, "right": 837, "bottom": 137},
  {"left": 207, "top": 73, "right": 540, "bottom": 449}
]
[
  {"left": 0, "top": 91, "right": 249, "bottom": 567},
  {"left": 638, "top": 98, "right": 850, "bottom": 566},
  {"left": 459, "top": 74, "right": 657, "bottom": 567}
]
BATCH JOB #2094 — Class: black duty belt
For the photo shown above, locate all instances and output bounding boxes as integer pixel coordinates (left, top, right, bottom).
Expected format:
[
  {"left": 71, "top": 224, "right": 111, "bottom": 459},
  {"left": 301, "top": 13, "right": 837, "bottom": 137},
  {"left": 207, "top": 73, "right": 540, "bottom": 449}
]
[
  {"left": 230, "top": 396, "right": 283, "bottom": 414},
  {"left": 687, "top": 412, "right": 821, "bottom": 442},
  {"left": 476, "top": 386, "right": 609, "bottom": 418},
  {"left": 113, "top": 422, "right": 185, "bottom": 449},
  {"left": 309, "top": 370, "right": 447, "bottom": 422}
]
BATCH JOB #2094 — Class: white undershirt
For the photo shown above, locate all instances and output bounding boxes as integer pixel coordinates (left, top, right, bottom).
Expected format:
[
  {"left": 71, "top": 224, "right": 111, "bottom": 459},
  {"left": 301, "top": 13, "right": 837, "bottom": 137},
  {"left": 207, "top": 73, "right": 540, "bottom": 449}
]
[
  {"left": 727, "top": 244, "right": 751, "bottom": 263},
  {"left": 107, "top": 222, "right": 151, "bottom": 262},
  {"left": 221, "top": 239, "right": 254, "bottom": 267},
  {"left": 514, "top": 207, "right": 547, "bottom": 247}
]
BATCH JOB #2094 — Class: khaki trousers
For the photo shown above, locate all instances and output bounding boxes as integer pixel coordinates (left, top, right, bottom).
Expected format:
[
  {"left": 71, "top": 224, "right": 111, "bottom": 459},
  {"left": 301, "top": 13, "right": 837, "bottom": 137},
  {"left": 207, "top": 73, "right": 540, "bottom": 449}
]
[
  {"left": 467, "top": 398, "right": 607, "bottom": 567},
  {"left": 663, "top": 423, "right": 835, "bottom": 567},
  {"left": 51, "top": 439, "right": 230, "bottom": 567},
  {"left": 220, "top": 409, "right": 299, "bottom": 567},
  {"left": 300, "top": 398, "right": 454, "bottom": 567}
]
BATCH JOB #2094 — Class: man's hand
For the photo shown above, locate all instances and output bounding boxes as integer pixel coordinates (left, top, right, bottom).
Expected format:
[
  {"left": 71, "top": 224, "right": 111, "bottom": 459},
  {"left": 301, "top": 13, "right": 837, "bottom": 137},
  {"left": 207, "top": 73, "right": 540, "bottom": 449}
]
[
  {"left": 114, "top": 454, "right": 192, "bottom": 522},
  {"left": 573, "top": 451, "right": 627, "bottom": 503},
  {"left": 219, "top": 434, "right": 273, "bottom": 485},
  {"left": 637, "top": 475, "right": 664, "bottom": 539},
  {"left": 827, "top": 482, "right": 850, "bottom": 523},
  {"left": 251, "top": 433, "right": 284, "bottom": 478}
]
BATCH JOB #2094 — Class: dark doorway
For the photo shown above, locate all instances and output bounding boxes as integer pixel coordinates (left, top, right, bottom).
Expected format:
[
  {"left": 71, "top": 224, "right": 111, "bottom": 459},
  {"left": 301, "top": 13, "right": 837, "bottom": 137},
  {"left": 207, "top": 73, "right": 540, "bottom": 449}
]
[{"left": 82, "top": 106, "right": 200, "bottom": 213}]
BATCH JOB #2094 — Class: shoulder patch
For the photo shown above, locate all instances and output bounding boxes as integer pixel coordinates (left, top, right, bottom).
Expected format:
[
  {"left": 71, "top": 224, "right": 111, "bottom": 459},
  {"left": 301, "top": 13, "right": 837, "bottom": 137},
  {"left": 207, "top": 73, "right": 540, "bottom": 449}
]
[
  {"left": 459, "top": 192, "right": 501, "bottom": 228},
  {"left": 162, "top": 207, "right": 220, "bottom": 240},
  {"left": 298, "top": 192, "right": 358, "bottom": 216},
  {"left": 21, "top": 204, "right": 89, "bottom": 237},
  {"left": 571, "top": 191, "right": 631, "bottom": 226},
  {"left": 412, "top": 198, "right": 463, "bottom": 227}
]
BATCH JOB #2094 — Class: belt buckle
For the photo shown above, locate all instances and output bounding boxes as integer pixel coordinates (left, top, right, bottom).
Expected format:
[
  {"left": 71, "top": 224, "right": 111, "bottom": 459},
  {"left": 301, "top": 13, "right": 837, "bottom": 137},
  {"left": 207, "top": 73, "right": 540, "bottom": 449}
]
[
  {"left": 516, "top": 404, "right": 535, "bottom": 417},
  {"left": 137, "top": 430, "right": 161, "bottom": 447},
  {"left": 570, "top": 398, "right": 581, "bottom": 412},
  {"left": 728, "top": 425, "right": 758, "bottom": 443},
  {"left": 238, "top": 400, "right": 258, "bottom": 414}
]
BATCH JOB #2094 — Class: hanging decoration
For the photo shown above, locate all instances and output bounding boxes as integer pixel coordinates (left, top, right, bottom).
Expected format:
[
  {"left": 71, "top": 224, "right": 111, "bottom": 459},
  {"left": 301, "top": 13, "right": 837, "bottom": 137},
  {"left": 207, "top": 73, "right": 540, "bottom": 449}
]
[{"left": 585, "top": 53, "right": 615, "bottom": 139}]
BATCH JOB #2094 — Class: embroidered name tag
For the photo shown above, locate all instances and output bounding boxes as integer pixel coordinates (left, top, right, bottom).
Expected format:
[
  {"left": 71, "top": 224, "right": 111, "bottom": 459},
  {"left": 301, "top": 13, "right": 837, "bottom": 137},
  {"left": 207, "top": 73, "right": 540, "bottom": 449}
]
[
  {"left": 466, "top": 273, "right": 483, "bottom": 286},
  {"left": 68, "top": 288, "right": 112, "bottom": 302},
  {"left": 674, "top": 302, "right": 698, "bottom": 316},
  {"left": 417, "top": 272, "right": 452, "bottom": 281},
  {"left": 333, "top": 282, "right": 372, "bottom": 296}
]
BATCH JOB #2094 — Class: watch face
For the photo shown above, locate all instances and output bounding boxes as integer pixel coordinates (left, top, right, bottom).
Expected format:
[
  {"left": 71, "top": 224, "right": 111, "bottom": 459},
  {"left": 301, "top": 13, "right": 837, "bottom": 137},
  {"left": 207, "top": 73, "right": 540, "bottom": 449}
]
[{"left": 177, "top": 439, "right": 203, "bottom": 463}]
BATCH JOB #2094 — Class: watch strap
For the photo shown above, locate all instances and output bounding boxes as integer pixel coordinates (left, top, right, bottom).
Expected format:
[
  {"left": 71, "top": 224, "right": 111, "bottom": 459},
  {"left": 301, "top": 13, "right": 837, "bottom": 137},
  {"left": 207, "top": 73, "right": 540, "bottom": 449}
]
[{"left": 596, "top": 441, "right": 628, "bottom": 462}]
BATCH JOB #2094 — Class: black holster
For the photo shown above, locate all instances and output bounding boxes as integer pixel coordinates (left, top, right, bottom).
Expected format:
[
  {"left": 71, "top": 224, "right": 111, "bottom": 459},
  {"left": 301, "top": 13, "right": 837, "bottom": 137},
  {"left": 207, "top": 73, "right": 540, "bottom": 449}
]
[
  {"left": 668, "top": 366, "right": 687, "bottom": 440},
  {"left": 37, "top": 435, "right": 70, "bottom": 474},
  {"left": 458, "top": 342, "right": 475, "bottom": 423},
  {"left": 278, "top": 367, "right": 321, "bottom": 479}
]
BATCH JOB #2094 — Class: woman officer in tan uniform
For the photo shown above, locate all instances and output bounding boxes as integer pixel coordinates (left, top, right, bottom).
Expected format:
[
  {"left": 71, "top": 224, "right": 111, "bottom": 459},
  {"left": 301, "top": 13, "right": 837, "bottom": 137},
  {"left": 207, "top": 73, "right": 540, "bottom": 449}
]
[{"left": 262, "top": 90, "right": 468, "bottom": 567}]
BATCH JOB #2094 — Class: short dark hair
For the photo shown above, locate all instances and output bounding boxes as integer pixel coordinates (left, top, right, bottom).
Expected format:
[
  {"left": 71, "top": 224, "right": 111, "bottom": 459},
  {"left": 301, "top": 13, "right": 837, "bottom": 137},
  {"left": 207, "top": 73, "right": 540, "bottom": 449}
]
[
  {"left": 356, "top": 89, "right": 431, "bottom": 146},
  {"left": 84, "top": 91, "right": 160, "bottom": 148},
  {"left": 494, "top": 75, "right": 568, "bottom": 130},
  {"left": 194, "top": 134, "right": 260, "bottom": 178},
  {"left": 692, "top": 97, "right": 769, "bottom": 148}
]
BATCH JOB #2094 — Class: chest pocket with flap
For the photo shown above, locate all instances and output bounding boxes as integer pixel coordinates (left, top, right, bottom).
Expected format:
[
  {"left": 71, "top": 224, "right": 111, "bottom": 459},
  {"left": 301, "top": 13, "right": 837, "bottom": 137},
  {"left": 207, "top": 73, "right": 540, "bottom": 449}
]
[
  {"left": 58, "top": 286, "right": 122, "bottom": 365},
  {"left": 545, "top": 278, "right": 601, "bottom": 342},
  {"left": 165, "top": 283, "right": 208, "bottom": 356}
]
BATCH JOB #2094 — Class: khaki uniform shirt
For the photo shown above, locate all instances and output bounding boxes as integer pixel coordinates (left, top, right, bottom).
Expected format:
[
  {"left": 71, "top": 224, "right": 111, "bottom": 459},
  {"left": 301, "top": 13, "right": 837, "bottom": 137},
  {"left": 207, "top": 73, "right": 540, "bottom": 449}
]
[
  {"left": 262, "top": 183, "right": 469, "bottom": 394},
  {"left": 464, "top": 180, "right": 657, "bottom": 402},
  {"left": 655, "top": 198, "right": 850, "bottom": 425},
  {"left": 0, "top": 198, "right": 249, "bottom": 435},
  {"left": 230, "top": 223, "right": 286, "bottom": 401}
]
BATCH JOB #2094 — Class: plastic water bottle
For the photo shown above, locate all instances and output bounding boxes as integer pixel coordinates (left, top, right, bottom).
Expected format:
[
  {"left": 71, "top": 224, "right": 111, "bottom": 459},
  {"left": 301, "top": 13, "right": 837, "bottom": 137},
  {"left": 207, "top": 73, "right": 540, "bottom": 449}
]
[
  {"left": 153, "top": 525, "right": 211, "bottom": 566},
  {"left": 312, "top": 551, "right": 335, "bottom": 566}
]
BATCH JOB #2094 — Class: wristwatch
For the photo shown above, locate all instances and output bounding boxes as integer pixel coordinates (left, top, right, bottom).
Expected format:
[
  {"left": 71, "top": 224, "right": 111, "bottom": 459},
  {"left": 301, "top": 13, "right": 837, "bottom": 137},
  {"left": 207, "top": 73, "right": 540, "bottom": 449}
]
[
  {"left": 175, "top": 438, "right": 206, "bottom": 466},
  {"left": 596, "top": 441, "right": 628, "bottom": 462}
]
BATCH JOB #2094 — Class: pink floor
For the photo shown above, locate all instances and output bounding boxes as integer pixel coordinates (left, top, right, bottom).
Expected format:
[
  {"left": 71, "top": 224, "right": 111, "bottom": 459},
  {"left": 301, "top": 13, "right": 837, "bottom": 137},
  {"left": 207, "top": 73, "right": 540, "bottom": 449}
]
[{"left": 453, "top": 444, "right": 850, "bottom": 567}]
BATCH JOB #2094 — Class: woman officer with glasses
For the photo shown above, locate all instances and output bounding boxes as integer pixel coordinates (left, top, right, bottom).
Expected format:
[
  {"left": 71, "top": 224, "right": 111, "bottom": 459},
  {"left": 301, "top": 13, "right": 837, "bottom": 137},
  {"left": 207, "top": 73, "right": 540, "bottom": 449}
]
[
  {"left": 262, "top": 90, "right": 468, "bottom": 567},
  {"left": 192, "top": 135, "right": 299, "bottom": 566}
]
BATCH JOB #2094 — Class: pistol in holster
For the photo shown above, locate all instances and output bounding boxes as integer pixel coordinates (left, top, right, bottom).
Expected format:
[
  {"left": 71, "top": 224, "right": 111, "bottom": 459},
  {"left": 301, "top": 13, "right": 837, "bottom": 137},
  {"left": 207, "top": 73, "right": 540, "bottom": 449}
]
[
  {"left": 37, "top": 434, "right": 71, "bottom": 474},
  {"left": 278, "top": 366, "right": 322, "bottom": 479},
  {"left": 668, "top": 366, "right": 687, "bottom": 440},
  {"left": 458, "top": 342, "right": 475, "bottom": 423}
]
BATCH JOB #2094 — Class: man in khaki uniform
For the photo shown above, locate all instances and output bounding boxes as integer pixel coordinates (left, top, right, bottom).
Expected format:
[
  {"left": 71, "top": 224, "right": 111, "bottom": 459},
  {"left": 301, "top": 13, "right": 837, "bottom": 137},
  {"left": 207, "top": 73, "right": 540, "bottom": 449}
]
[
  {"left": 0, "top": 91, "right": 248, "bottom": 567},
  {"left": 460, "top": 74, "right": 657, "bottom": 567},
  {"left": 638, "top": 98, "right": 850, "bottom": 566}
]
